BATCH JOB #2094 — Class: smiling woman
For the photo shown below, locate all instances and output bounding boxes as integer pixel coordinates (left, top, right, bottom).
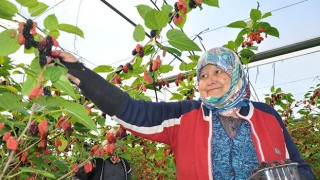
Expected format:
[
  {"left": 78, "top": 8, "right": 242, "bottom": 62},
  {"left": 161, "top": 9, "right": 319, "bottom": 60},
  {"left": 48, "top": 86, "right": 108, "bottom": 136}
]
[
  {"left": 198, "top": 64, "right": 231, "bottom": 99},
  {"left": 196, "top": 47, "right": 250, "bottom": 115},
  {"left": 56, "top": 46, "right": 314, "bottom": 179}
]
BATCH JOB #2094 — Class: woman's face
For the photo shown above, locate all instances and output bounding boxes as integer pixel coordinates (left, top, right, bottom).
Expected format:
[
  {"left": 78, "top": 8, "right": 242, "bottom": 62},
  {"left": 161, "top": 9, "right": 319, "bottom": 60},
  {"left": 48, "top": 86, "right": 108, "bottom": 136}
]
[{"left": 198, "top": 64, "right": 232, "bottom": 99}]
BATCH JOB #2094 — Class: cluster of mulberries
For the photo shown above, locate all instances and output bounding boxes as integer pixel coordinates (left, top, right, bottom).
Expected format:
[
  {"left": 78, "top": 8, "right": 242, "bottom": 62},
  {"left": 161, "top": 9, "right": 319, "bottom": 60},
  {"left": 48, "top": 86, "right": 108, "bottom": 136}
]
[
  {"left": 242, "top": 28, "right": 267, "bottom": 47},
  {"left": 173, "top": 2, "right": 185, "bottom": 24},
  {"left": 185, "top": 88, "right": 195, "bottom": 100},
  {"left": 251, "top": 159, "right": 293, "bottom": 175},
  {"left": 156, "top": 80, "right": 169, "bottom": 90},
  {"left": 28, "top": 122, "right": 39, "bottom": 137},
  {"left": 122, "top": 63, "right": 133, "bottom": 73},
  {"left": 38, "top": 36, "right": 54, "bottom": 67},
  {"left": 132, "top": 44, "right": 144, "bottom": 58},
  {"left": 18, "top": 19, "right": 59, "bottom": 67},
  {"left": 21, "top": 19, "right": 38, "bottom": 49}
]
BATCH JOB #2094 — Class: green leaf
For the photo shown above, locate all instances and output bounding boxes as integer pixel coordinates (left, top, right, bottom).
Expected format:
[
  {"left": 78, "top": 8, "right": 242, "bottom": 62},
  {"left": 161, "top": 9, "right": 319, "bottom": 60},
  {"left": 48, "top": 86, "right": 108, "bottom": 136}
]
[
  {"left": 266, "top": 27, "right": 280, "bottom": 38},
  {"left": 0, "top": 56, "right": 4, "bottom": 64},
  {"left": 241, "top": 57, "right": 250, "bottom": 64},
  {"left": 240, "top": 48, "right": 255, "bottom": 58},
  {"left": 16, "top": 0, "right": 38, "bottom": 7},
  {"left": 44, "top": 14, "right": 59, "bottom": 30},
  {"left": 34, "top": 96, "right": 65, "bottom": 108},
  {"left": 179, "top": 62, "right": 196, "bottom": 71},
  {"left": 136, "top": 4, "right": 153, "bottom": 19},
  {"left": 161, "top": 4, "right": 173, "bottom": 15},
  {"left": 0, "top": 29, "right": 21, "bottom": 57},
  {"left": 121, "top": 70, "right": 133, "bottom": 79},
  {"left": 262, "top": 12, "right": 272, "bottom": 19},
  {"left": 188, "top": 55, "right": 200, "bottom": 62},
  {"left": 0, "top": 0, "right": 18, "bottom": 19},
  {"left": 106, "top": 72, "right": 116, "bottom": 81},
  {"left": 43, "top": 66, "right": 63, "bottom": 83},
  {"left": 143, "top": 44, "right": 155, "bottom": 56},
  {"left": 58, "top": 138, "right": 68, "bottom": 152},
  {"left": 144, "top": 9, "right": 170, "bottom": 30},
  {"left": 250, "top": 9, "right": 262, "bottom": 21},
  {"left": 275, "top": 87, "right": 282, "bottom": 94},
  {"left": 167, "top": 29, "right": 201, "bottom": 51},
  {"left": 0, "top": 12, "right": 12, "bottom": 20},
  {"left": 235, "top": 36, "right": 244, "bottom": 50},
  {"left": 58, "top": 23, "right": 84, "bottom": 38},
  {"left": 63, "top": 101, "right": 97, "bottom": 132},
  {"left": 159, "top": 64, "right": 174, "bottom": 73},
  {"left": 253, "top": 22, "right": 271, "bottom": 30},
  {"left": 227, "top": 21, "right": 247, "bottom": 28},
  {"left": 95, "top": 116, "right": 106, "bottom": 127},
  {"left": 52, "top": 75, "right": 76, "bottom": 99},
  {"left": 270, "top": 86, "right": 275, "bottom": 93},
  {"left": 170, "top": 93, "right": 183, "bottom": 101},
  {"left": 161, "top": 46, "right": 181, "bottom": 57},
  {"left": 21, "top": 75, "right": 37, "bottom": 96},
  {"left": 132, "top": 57, "right": 142, "bottom": 70},
  {"left": 19, "top": 167, "right": 56, "bottom": 178},
  {"left": 28, "top": 2, "right": 49, "bottom": 17},
  {"left": 133, "top": 24, "right": 145, "bottom": 42},
  {"left": 93, "top": 65, "right": 113, "bottom": 73},
  {"left": 29, "top": 57, "right": 42, "bottom": 74},
  {"left": 48, "top": 30, "right": 60, "bottom": 39},
  {"left": 227, "top": 40, "right": 236, "bottom": 50},
  {"left": 5, "top": 85, "right": 19, "bottom": 94},
  {"left": 236, "top": 28, "right": 249, "bottom": 39},
  {"left": 121, "top": 153, "right": 132, "bottom": 161},
  {"left": 246, "top": 45, "right": 258, "bottom": 51},
  {"left": 203, "top": 0, "right": 219, "bottom": 7},
  {"left": 246, "top": 20, "right": 253, "bottom": 29},
  {"left": 0, "top": 92, "right": 27, "bottom": 110}
]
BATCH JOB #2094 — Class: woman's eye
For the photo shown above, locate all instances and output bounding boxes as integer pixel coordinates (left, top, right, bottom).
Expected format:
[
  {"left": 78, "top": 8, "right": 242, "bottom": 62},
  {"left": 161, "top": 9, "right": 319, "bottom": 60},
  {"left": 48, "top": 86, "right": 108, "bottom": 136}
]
[
  {"left": 215, "top": 70, "right": 222, "bottom": 74},
  {"left": 200, "top": 74, "right": 208, "bottom": 79}
]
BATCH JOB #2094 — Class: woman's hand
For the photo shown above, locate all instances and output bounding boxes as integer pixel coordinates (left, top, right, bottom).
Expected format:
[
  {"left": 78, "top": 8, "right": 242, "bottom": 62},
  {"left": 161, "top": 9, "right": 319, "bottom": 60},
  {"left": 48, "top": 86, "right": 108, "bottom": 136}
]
[
  {"left": 52, "top": 50, "right": 78, "bottom": 63},
  {"left": 52, "top": 50, "right": 81, "bottom": 85}
]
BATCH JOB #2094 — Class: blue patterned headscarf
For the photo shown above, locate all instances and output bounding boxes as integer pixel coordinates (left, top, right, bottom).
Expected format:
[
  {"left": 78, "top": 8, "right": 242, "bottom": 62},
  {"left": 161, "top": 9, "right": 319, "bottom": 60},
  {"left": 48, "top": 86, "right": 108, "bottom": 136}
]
[{"left": 196, "top": 47, "right": 250, "bottom": 115}]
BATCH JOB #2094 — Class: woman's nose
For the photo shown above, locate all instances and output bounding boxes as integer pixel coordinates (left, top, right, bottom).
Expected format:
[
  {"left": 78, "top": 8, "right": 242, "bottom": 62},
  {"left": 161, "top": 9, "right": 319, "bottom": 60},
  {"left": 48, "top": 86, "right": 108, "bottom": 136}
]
[{"left": 207, "top": 74, "right": 217, "bottom": 85}]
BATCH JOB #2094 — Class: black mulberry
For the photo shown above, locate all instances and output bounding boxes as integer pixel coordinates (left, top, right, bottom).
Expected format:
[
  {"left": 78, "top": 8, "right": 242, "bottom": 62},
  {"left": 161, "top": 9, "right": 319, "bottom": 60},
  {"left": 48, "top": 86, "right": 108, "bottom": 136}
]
[
  {"left": 132, "top": 49, "right": 138, "bottom": 56},
  {"left": 29, "top": 122, "right": 39, "bottom": 136},
  {"left": 150, "top": 30, "right": 157, "bottom": 38},
  {"left": 43, "top": 86, "right": 51, "bottom": 96},
  {"left": 126, "top": 63, "right": 133, "bottom": 71}
]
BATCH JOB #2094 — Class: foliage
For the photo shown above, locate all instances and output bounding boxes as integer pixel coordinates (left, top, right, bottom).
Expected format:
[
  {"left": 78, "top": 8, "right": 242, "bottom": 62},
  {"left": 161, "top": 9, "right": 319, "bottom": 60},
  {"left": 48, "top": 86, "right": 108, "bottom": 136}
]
[
  {"left": 264, "top": 85, "right": 320, "bottom": 176},
  {"left": 0, "top": 0, "right": 318, "bottom": 179}
]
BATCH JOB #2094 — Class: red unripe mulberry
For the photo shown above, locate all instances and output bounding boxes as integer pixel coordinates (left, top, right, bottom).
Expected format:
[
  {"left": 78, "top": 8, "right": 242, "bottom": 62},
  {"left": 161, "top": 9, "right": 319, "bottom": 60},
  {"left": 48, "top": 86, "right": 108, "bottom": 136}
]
[
  {"left": 114, "top": 75, "right": 121, "bottom": 84},
  {"left": 135, "top": 44, "right": 141, "bottom": 53},
  {"left": 123, "top": 64, "right": 129, "bottom": 73}
]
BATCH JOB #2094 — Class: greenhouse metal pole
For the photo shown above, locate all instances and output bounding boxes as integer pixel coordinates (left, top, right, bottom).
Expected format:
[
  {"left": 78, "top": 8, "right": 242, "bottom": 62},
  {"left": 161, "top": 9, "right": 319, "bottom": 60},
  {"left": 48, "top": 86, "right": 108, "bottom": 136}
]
[
  {"left": 250, "top": 37, "right": 320, "bottom": 62},
  {"left": 163, "top": 37, "right": 320, "bottom": 83}
]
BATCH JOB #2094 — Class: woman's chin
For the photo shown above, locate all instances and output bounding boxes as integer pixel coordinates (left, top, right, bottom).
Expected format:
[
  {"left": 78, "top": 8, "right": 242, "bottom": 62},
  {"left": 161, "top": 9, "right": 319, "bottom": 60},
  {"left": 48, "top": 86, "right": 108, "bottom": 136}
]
[{"left": 205, "top": 94, "right": 223, "bottom": 99}]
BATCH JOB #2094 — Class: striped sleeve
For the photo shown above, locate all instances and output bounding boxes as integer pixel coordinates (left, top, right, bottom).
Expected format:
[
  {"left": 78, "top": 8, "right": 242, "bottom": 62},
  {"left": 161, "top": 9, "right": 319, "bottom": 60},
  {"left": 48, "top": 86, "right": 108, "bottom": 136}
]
[{"left": 112, "top": 93, "right": 200, "bottom": 145}]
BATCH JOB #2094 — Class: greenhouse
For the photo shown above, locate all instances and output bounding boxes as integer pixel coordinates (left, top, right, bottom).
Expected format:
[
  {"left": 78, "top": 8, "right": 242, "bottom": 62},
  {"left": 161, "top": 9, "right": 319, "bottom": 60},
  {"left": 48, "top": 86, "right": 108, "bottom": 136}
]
[{"left": 0, "top": 0, "right": 319, "bottom": 179}]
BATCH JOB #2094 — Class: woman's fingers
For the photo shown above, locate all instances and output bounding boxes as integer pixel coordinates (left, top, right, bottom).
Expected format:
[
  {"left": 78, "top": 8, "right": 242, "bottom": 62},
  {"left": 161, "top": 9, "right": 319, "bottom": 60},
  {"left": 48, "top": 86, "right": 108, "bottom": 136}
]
[
  {"left": 51, "top": 50, "right": 78, "bottom": 63},
  {"left": 59, "top": 51, "right": 78, "bottom": 63},
  {"left": 66, "top": 74, "right": 81, "bottom": 85}
]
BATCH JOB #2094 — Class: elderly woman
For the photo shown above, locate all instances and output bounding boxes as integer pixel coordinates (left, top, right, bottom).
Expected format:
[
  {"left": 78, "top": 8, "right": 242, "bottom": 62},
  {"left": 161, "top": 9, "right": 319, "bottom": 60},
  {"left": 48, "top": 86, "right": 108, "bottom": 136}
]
[{"left": 58, "top": 47, "right": 313, "bottom": 179}]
